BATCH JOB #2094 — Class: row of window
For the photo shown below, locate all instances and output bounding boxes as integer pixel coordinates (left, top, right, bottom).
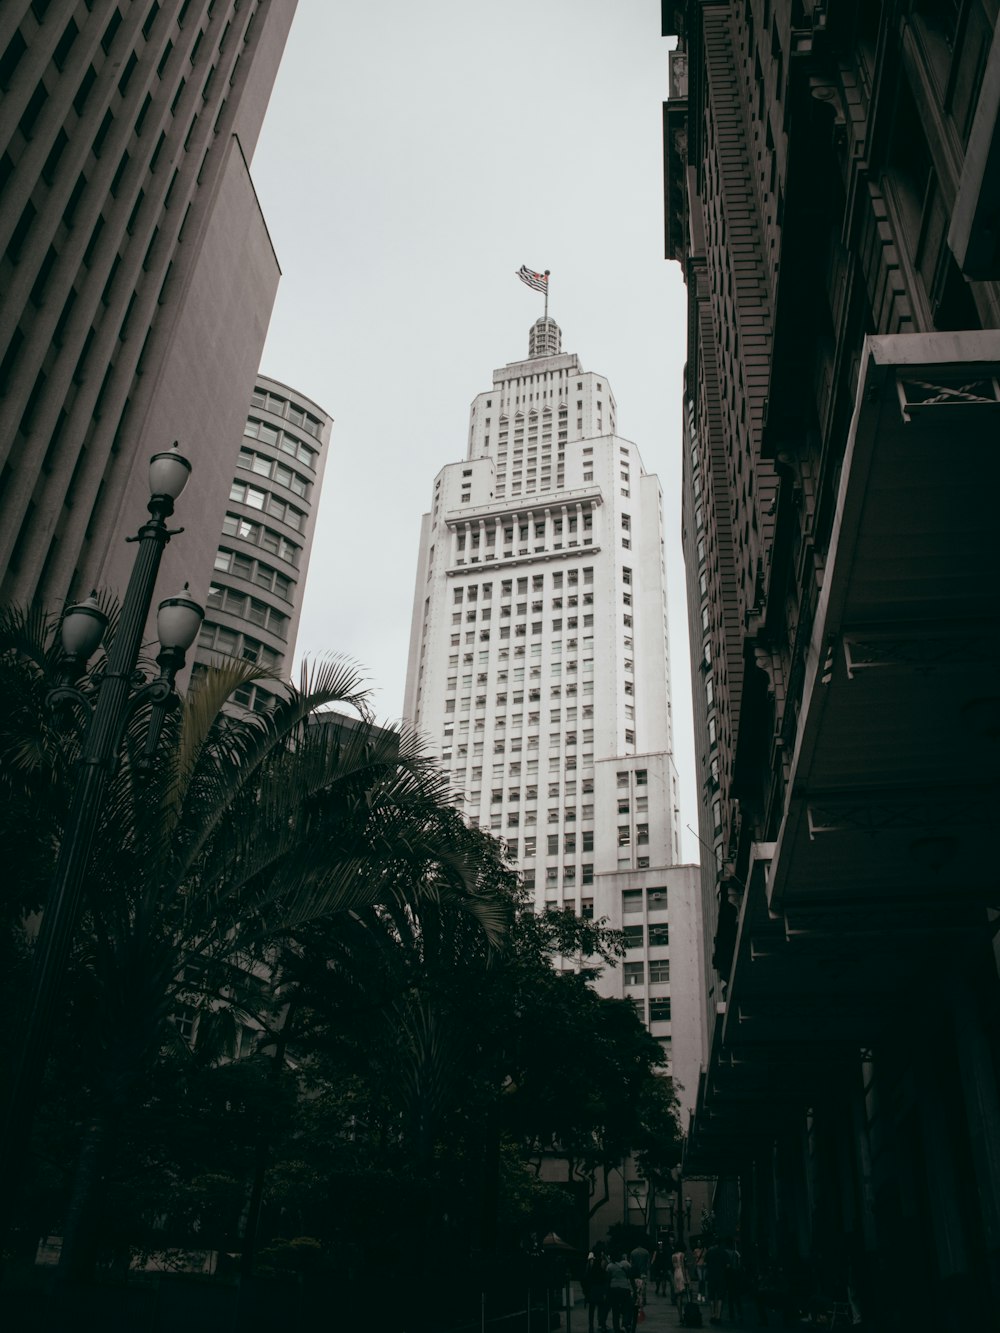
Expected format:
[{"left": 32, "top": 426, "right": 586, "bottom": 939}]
[
  {"left": 453, "top": 570, "right": 596, "bottom": 599},
  {"left": 446, "top": 635, "right": 597, "bottom": 665},
  {"left": 451, "top": 624, "right": 596, "bottom": 649},
  {"left": 490, "top": 794, "right": 600, "bottom": 826},
  {"left": 206, "top": 583, "right": 290, "bottom": 638},
  {"left": 494, "top": 803, "right": 596, "bottom": 824},
  {"left": 221, "top": 512, "right": 301, "bottom": 565},
  {"left": 501, "top": 828, "right": 598, "bottom": 852},
  {"left": 197, "top": 620, "right": 282, "bottom": 670},
  {"left": 450, "top": 634, "right": 608, "bottom": 661},
  {"left": 450, "top": 693, "right": 596, "bottom": 719},
  {"left": 249, "top": 387, "right": 324, "bottom": 439},
  {"left": 452, "top": 612, "right": 596, "bottom": 634},
  {"left": 237, "top": 446, "right": 311, "bottom": 497},
  {"left": 522, "top": 864, "right": 594, "bottom": 888},
  {"left": 624, "top": 922, "right": 669, "bottom": 948},
  {"left": 494, "top": 463, "right": 564, "bottom": 478},
  {"left": 456, "top": 517, "right": 592, "bottom": 550},
  {"left": 615, "top": 796, "right": 649, "bottom": 813},
  {"left": 623, "top": 887, "right": 669, "bottom": 912},
  {"left": 480, "top": 377, "right": 602, "bottom": 407},
  {"left": 624, "top": 960, "right": 670, "bottom": 985},
  {"left": 243, "top": 418, "right": 318, "bottom": 470},
  {"left": 449, "top": 663, "right": 595, "bottom": 690},
  {"left": 445, "top": 741, "right": 586, "bottom": 773},
  {"left": 493, "top": 480, "right": 566, "bottom": 498},
  {"left": 229, "top": 480, "right": 307, "bottom": 532},
  {"left": 454, "top": 592, "right": 596, "bottom": 616},
  {"left": 449, "top": 730, "right": 635, "bottom": 755},
  {"left": 213, "top": 547, "right": 294, "bottom": 600}
]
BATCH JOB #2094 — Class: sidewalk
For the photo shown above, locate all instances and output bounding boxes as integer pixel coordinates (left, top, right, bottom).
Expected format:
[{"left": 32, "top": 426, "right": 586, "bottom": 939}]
[{"left": 624, "top": 1289, "right": 763, "bottom": 1333}]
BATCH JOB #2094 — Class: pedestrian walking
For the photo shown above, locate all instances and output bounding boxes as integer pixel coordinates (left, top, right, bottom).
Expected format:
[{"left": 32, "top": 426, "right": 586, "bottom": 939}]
[
  {"left": 631, "top": 1274, "right": 646, "bottom": 1330},
  {"left": 693, "top": 1239, "right": 707, "bottom": 1303},
  {"left": 585, "top": 1242, "right": 610, "bottom": 1333},
  {"left": 705, "top": 1238, "right": 727, "bottom": 1325},
  {"left": 606, "top": 1252, "right": 633, "bottom": 1333},
  {"left": 629, "top": 1239, "right": 651, "bottom": 1282},
  {"left": 671, "top": 1246, "right": 688, "bottom": 1308},
  {"left": 649, "top": 1243, "right": 667, "bottom": 1296}
]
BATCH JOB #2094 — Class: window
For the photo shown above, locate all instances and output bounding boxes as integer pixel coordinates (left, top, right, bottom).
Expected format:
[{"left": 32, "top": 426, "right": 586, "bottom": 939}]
[
  {"left": 623, "top": 924, "right": 643, "bottom": 949},
  {"left": 622, "top": 889, "right": 642, "bottom": 914},
  {"left": 649, "top": 923, "right": 669, "bottom": 947},
  {"left": 650, "top": 998, "right": 672, "bottom": 1022},
  {"left": 624, "top": 962, "right": 645, "bottom": 987},
  {"left": 649, "top": 960, "right": 670, "bottom": 984}
]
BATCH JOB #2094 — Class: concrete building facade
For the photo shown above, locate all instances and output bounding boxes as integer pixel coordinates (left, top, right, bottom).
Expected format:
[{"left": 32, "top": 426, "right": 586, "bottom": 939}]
[
  {"left": 0, "top": 0, "right": 296, "bottom": 615},
  {"left": 195, "top": 373, "right": 331, "bottom": 711},
  {"left": 664, "top": 1, "right": 1000, "bottom": 1325},
  {"left": 403, "top": 319, "right": 705, "bottom": 1234}
]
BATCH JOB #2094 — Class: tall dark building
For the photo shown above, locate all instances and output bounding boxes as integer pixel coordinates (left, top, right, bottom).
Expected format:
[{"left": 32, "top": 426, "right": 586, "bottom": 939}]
[
  {"left": 664, "top": 1, "right": 1000, "bottom": 1325},
  {"left": 0, "top": 0, "right": 296, "bottom": 613}
]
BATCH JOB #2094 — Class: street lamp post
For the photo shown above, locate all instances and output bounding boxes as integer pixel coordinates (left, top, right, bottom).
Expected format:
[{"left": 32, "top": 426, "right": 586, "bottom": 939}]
[{"left": 1, "top": 444, "right": 204, "bottom": 1221}]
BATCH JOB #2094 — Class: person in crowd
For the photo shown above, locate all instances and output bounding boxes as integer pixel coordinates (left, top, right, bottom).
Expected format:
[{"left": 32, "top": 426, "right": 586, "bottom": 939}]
[
  {"left": 585, "top": 1241, "right": 610, "bottom": 1333},
  {"left": 605, "top": 1251, "right": 634, "bottom": 1333},
  {"left": 671, "top": 1244, "right": 688, "bottom": 1309},
  {"left": 693, "top": 1237, "right": 707, "bottom": 1303},
  {"left": 629, "top": 1240, "right": 650, "bottom": 1316},
  {"left": 649, "top": 1242, "right": 667, "bottom": 1297},
  {"left": 705, "top": 1237, "right": 728, "bottom": 1325},
  {"left": 685, "top": 1243, "right": 699, "bottom": 1304},
  {"left": 629, "top": 1238, "right": 650, "bottom": 1281},
  {"left": 630, "top": 1271, "right": 646, "bottom": 1332}
]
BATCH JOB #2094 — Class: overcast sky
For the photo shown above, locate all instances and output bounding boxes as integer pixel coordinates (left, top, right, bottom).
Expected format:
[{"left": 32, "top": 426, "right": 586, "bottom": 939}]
[{"left": 250, "top": 1, "right": 697, "bottom": 862}]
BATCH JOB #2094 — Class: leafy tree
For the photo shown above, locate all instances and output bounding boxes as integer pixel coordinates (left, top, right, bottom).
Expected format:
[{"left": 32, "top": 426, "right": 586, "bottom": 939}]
[{"left": 253, "top": 877, "right": 681, "bottom": 1277}]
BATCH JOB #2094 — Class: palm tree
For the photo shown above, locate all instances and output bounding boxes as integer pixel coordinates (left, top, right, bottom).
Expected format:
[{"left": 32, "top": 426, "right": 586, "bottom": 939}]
[{"left": 0, "top": 612, "right": 507, "bottom": 1283}]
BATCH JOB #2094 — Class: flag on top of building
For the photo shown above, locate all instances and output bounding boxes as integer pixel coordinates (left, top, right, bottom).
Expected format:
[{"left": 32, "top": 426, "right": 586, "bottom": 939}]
[{"left": 517, "top": 265, "right": 549, "bottom": 293}]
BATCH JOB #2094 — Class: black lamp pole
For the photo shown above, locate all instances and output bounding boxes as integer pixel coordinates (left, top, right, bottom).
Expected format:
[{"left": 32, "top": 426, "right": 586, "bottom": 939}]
[{"left": 0, "top": 444, "right": 203, "bottom": 1229}]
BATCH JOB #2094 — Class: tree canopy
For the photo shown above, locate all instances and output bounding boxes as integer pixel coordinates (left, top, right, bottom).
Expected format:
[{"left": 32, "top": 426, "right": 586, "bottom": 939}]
[{"left": 0, "top": 604, "right": 682, "bottom": 1318}]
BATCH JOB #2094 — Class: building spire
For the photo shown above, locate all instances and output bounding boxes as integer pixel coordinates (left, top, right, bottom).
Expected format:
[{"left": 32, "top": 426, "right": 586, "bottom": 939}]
[{"left": 529, "top": 316, "right": 561, "bottom": 358}]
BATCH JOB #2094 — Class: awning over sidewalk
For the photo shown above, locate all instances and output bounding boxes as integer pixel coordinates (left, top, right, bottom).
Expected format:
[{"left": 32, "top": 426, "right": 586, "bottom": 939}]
[{"left": 686, "top": 332, "right": 1000, "bottom": 1174}]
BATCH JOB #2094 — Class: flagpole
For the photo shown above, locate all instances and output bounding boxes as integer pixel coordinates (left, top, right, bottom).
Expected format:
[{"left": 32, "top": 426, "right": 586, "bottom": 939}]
[{"left": 544, "top": 270, "right": 550, "bottom": 321}]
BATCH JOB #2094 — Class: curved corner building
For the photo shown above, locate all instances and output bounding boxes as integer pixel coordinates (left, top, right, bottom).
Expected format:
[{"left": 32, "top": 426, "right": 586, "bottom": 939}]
[{"left": 194, "top": 374, "right": 331, "bottom": 711}]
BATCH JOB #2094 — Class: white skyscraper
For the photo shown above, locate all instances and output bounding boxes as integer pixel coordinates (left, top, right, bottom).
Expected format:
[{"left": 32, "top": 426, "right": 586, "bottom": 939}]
[{"left": 403, "top": 318, "right": 704, "bottom": 1123}]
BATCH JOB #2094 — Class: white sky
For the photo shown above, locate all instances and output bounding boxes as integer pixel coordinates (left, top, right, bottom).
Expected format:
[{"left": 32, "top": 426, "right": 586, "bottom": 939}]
[{"left": 250, "top": 0, "right": 698, "bottom": 864}]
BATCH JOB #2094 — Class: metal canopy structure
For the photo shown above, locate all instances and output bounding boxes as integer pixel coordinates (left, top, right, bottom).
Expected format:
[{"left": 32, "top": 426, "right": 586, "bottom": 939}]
[{"left": 686, "top": 332, "right": 1000, "bottom": 1175}]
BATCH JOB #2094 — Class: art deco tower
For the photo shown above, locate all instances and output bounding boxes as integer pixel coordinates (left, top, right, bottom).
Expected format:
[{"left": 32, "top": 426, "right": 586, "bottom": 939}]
[{"left": 404, "top": 318, "right": 704, "bottom": 1106}]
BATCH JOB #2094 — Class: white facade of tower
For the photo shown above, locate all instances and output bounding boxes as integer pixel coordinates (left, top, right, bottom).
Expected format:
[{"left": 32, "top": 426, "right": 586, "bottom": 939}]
[{"left": 404, "top": 321, "right": 703, "bottom": 1109}]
